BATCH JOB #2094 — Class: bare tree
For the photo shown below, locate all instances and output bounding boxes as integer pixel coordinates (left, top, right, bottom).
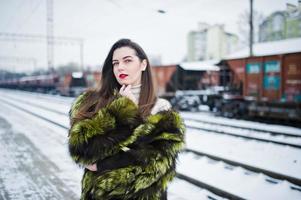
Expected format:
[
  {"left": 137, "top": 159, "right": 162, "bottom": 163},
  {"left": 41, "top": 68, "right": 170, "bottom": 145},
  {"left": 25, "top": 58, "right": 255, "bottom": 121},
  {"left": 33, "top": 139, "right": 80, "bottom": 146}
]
[{"left": 237, "top": 10, "right": 264, "bottom": 45}]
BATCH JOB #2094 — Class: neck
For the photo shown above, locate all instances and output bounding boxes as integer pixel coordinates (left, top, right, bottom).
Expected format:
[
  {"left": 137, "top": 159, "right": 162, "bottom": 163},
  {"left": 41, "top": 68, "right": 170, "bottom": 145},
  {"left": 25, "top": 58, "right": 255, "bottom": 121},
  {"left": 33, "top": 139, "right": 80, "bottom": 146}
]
[
  {"left": 131, "top": 83, "right": 141, "bottom": 88},
  {"left": 131, "top": 84, "right": 141, "bottom": 101}
]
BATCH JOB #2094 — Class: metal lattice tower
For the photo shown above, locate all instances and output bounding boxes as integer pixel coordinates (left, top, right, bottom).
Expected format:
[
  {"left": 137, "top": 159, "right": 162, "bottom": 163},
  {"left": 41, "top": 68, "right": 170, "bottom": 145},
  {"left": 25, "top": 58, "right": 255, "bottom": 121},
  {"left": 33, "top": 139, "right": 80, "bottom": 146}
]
[{"left": 47, "top": 0, "right": 54, "bottom": 71}]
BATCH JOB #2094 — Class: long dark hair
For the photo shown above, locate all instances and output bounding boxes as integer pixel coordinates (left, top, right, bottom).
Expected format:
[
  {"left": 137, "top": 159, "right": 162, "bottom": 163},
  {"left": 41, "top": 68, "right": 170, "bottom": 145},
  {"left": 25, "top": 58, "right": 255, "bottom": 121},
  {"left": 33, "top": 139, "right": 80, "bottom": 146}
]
[{"left": 71, "top": 39, "right": 157, "bottom": 125}]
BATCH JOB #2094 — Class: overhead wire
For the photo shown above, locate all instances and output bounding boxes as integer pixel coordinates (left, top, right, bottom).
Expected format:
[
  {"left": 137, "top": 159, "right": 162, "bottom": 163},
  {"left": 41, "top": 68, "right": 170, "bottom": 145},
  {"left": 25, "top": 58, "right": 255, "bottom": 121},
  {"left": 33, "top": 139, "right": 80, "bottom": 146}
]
[
  {"left": 15, "top": 0, "right": 43, "bottom": 33},
  {"left": 2, "top": 0, "right": 28, "bottom": 31}
]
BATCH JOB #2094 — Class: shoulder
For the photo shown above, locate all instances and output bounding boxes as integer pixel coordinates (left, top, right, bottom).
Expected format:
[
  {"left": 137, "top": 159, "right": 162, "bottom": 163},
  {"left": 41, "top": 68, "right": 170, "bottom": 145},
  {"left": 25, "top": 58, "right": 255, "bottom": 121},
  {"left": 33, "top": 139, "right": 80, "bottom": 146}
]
[{"left": 151, "top": 98, "right": 172, "bottom": 115}]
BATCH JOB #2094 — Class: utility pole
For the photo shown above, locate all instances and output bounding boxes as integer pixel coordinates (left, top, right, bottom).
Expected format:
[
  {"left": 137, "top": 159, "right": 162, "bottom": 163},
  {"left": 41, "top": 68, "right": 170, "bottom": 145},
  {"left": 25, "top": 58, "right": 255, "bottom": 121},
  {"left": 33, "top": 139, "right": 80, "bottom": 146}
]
[
  {"left": 47, "top": 0, "right": 54, "bottom": 71},
  {"left": 46, "top": 0, "right": 84, "bottom": 71},
  {"left": 79, "top": 39, "right": 84, "bottom": 71},
  {"left": 249, "top": 0, "right": 254, "bottom": 57}
]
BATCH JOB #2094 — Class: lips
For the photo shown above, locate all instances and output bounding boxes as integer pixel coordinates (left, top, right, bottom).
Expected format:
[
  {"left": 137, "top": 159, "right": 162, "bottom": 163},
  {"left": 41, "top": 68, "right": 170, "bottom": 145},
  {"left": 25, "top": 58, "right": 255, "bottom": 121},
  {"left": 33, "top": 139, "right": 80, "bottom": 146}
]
[{"left": 119, "top": 74, "right": 128, "bottom": 79}]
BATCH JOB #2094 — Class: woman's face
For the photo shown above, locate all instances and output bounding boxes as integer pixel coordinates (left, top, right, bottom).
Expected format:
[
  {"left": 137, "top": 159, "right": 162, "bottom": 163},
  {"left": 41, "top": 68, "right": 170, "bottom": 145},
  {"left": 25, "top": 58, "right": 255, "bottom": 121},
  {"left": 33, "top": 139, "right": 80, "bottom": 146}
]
[{"left": 112, "top": 47, "right": 147, "bottom": 86}]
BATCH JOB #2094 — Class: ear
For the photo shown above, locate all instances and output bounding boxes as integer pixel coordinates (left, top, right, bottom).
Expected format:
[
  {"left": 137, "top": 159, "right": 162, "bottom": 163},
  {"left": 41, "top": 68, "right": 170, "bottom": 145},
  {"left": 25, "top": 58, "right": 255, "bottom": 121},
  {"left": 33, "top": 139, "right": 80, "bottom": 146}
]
[{"left": 141, "top": 59, "right": 147, "bottom": 71}]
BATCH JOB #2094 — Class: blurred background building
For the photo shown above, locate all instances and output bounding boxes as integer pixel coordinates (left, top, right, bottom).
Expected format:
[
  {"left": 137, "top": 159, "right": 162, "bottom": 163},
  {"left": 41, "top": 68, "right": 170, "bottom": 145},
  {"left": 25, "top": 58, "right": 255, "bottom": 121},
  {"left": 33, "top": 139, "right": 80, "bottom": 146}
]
[
  {"left": 259, "top": 1, "right": 301, "bottom": 41},
  {"left": 187, "top": 23, "right": 239, "bottom": 61}
]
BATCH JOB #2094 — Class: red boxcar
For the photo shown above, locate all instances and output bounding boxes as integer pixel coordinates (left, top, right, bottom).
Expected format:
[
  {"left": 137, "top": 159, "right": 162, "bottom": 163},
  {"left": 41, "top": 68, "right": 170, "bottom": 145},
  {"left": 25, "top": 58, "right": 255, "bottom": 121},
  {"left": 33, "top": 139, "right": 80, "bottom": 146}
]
[
  {"left": 224, "top": 51, "right": 301, "bottom": 123},
  {"left": 226, "top": 53, "right": 301, "bottom": 103}
]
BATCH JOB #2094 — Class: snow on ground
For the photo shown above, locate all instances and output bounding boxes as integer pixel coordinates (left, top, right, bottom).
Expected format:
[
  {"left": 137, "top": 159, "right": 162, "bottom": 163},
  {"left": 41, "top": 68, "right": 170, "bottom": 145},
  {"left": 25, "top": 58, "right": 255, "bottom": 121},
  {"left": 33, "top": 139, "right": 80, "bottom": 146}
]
[
  {"left": 185, "top": 120, "right": 301, "bottom": 147},
  {"left": 3, "top": 89, "right": 300, "bottom": 137},
  {"left": 1, "top": 89, "right": 301, "bottom": 199},
  {"left": 181, "top": 112, "right": 301, "bottom": 136},
  {"left": 185, "top": 127, "right": 301, "bottom": 180},
  {"left": 3, "top": 89, "right": 301, "bottom": 137},
  {"left": 168, "top": 178, "right": 226, "bottom": 200},
  {"left": 0, "top": 96, "right": 210, "bottom": 200},
  {"left": 2, "top": 90, "right": 300, "bottom": 182},
  {"left": 0, "top": 95, "right": 69, "bottom": 128},
  {"left": 177, "top": 152, "right": 301, "bottom": 200},
  {"left": 1, "top": 92, "right": 70, "bottom": 115},
  {"left": 3, "top": 89, "right": 74, "bottom": 105},
  {"left": 0, "top": 105, "right": 81, "bottom": 199}
]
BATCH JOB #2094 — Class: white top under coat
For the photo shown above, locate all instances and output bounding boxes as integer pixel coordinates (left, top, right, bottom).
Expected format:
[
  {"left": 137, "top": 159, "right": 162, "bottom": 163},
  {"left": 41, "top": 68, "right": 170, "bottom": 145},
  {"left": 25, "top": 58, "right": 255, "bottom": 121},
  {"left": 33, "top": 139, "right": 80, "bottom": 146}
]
[{"left": 131, "top": 84, "right": 172, "bottom": 115}]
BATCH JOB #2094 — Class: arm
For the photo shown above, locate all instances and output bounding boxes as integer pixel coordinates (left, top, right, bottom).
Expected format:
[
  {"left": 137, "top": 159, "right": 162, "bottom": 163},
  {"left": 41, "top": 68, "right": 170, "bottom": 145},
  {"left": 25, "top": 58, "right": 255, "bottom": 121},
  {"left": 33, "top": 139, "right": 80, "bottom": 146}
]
[
  {"left": 92, "top": 133, "right": 185, "bottom": 198},
  {"left": 69, "top": 86, "right": 139, "bottom": 169},
  {"left": 85, "top": 110, "right": 185, "bottom": 199},
  {"left": 95, "top": 110, "right": 185, "bottom": 172},
  {"left": 68, "top": 95, "right": 140, "bottom": 166}
]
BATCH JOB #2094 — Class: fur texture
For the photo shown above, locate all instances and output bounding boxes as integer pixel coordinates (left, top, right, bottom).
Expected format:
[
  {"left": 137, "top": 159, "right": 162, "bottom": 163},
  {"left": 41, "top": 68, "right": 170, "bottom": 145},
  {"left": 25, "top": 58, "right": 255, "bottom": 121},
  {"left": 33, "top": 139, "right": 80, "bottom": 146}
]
[{"left": 68, "top": 91, "right": 185, "bottom": 200}]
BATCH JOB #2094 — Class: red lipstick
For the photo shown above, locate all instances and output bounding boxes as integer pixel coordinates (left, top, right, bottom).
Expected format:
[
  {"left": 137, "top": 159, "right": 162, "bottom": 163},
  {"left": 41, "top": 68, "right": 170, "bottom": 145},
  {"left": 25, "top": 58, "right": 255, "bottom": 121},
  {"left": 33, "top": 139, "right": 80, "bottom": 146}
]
[{"left": 119, "top": 74, "right": 128, "bottom": 79}]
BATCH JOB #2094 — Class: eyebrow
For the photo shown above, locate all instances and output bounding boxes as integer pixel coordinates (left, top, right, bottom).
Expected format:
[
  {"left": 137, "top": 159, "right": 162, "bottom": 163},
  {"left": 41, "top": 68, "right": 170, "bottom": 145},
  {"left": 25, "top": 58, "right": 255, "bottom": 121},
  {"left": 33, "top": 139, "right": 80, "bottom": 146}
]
[{"left": 112, "top": 56, "right": 133, "bottom": 62}]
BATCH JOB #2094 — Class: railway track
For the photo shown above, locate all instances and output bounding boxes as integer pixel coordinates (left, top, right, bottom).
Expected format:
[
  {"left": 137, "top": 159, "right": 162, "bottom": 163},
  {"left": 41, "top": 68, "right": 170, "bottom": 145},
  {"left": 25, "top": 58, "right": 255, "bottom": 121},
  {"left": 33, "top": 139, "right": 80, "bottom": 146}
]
[
  {"left": 3, "top": 88, "right": 73, "bottom": 104},
  {"left": 1, "top": 94, "right": 301, "bottom": 199},
  {"left": 176, "top": 151, "right": 301, "bottom": 199},
  {"left": 184, "top": 148, "right": 301, "bottom": 189},
  {"left": 4, "top": 93, "right": 300, "bottom": 149},
  {"left": 183, "top": 117, "right": 301, "bottom": 138},
  {"left": 5, "top": 94, "right": 300, "bottom": 151},
  {"left": 0, "top": 96, "right": 231, "bottom": 200},
  {"left": 184, "top": 118, "right": 301, "bottom": 149},
  {"left": 1, "top": 94, "right": 67, "bottom": 116}
]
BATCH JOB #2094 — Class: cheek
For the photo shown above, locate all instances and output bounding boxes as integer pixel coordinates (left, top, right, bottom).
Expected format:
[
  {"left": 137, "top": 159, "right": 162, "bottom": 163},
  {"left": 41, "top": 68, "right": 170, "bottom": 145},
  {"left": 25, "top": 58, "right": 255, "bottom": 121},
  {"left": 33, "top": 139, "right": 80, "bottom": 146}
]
[
  {"left": 131, "top": 71, "right": 142, "bottom": 81},
  {"left": 129, "top": 68, "right": 141, "bottom": 77},
  {"left": 131, "top": 64, "right": 144, "bottom": 75}
]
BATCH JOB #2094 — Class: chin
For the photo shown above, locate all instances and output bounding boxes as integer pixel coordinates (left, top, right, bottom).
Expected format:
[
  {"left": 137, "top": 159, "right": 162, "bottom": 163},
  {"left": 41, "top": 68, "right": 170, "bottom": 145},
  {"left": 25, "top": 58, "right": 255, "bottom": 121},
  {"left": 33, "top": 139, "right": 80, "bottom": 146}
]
[{"left": 117, "top": 80, "right": 131, "bottom": 86}]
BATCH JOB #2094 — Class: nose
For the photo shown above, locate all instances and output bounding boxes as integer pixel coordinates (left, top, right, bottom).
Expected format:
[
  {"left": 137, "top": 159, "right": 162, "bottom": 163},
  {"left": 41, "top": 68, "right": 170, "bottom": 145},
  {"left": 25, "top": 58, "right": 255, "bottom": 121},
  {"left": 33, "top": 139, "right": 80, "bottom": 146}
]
[{"left": 117, "top": 63, "right": 126, "bottom": 71}]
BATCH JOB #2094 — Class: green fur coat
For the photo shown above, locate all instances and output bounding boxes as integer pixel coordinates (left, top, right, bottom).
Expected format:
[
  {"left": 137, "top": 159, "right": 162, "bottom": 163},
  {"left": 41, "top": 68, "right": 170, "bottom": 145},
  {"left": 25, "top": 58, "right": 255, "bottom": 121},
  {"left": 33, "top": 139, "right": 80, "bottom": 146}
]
[{"left": 68, "top": 91, "right": 185, "bottom": 200}]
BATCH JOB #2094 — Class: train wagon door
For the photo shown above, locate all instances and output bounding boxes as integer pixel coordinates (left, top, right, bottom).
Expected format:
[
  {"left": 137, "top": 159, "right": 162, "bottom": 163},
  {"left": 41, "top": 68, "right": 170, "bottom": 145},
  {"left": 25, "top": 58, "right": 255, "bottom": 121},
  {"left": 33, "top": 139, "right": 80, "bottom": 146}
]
[
  {"left": 245, "top": 62, "right": 262, "bottom": 99},
  {"left": 283, "top": 53, "right": 301, "bottom": 102},
  {"left": 262, "top": 60, "right": 281, "bottom": 101}
]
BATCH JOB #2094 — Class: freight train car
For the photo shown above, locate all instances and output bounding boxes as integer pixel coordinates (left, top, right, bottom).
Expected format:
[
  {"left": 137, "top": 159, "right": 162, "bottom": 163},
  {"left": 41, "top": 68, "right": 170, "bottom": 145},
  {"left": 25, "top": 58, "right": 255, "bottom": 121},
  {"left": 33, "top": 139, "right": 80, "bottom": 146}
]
[
  {"left": 18, "top": 74, "right": 60, "bottom": 93},
  {"left": 58, "top": 71, "right": 101, "bottom": 96},
  {"left": 0, "top": 72, "right": 89, "bottom": 97},
  {"left": 218, "top": 38, "right": 301, "bottom": 123},
  {"left": 57, "top": 72, "right": 87, "bottom": 96},
  {"left": 152, "top": 60, "right": 222, "bottom": 111}
]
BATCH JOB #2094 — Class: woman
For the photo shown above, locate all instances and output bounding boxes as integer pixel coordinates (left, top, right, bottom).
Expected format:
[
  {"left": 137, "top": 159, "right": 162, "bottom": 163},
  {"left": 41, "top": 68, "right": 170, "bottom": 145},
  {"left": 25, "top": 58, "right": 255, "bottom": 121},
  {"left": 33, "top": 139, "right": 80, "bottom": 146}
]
[{"left": 68, "top": 39, "right": 185, "bottom": 200}]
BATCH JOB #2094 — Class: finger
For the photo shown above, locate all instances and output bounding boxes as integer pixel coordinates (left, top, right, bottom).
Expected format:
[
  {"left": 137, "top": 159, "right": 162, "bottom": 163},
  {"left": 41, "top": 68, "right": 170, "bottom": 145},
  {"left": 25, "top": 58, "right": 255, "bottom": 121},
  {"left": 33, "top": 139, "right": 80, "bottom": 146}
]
[
  {"left": 119, "top": 85, "right": 125, "bottom": 93},
  {"left": 86, "top": 164, "right": 96, "bottom": 171},
  {"left": 124, "top": 84, "right": 131, "bottom": 92}
]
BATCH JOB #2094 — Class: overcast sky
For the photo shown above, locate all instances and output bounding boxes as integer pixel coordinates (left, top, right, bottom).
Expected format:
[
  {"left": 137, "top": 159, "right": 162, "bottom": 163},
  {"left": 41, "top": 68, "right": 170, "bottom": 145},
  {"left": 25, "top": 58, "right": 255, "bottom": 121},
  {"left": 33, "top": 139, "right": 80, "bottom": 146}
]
[{"left": 0, "top": 0, "right": 298, "bottom": 72}]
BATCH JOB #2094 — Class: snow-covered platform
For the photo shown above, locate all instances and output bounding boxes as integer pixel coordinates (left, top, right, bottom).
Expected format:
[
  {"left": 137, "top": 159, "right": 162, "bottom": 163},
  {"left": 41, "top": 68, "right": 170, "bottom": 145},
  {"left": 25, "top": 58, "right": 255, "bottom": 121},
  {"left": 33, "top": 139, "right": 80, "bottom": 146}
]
[
  {"left": 1, "top": 89, "right": 301, "bottom": 200},
  {"left": 0, "top": 92, "right": 212, "bottom": 200},
  {"left": 0, "top": 115, "right": 78, "bottom": 199}
]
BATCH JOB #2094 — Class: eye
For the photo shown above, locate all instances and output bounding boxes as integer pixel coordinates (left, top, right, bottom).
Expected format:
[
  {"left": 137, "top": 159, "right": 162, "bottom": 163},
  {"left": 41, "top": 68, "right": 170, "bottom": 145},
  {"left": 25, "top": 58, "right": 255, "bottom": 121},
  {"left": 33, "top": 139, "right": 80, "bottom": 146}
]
[
  {"left": 125, "top": 59, "right": 131, "bottom": 63},
  {"left": 112, "top": 62, "right": 118, "bottom": 66}
]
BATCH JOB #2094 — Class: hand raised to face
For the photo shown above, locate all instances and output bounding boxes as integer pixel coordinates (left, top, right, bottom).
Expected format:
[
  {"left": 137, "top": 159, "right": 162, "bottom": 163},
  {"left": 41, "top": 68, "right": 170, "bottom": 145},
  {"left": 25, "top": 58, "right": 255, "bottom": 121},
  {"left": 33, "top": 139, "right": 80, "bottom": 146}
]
[
  {"left": 119, "top": 85, "right": 138, "bottom": 105},
  {"left": 85, "top": 164, "right": 97, "bottom": 171}
]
